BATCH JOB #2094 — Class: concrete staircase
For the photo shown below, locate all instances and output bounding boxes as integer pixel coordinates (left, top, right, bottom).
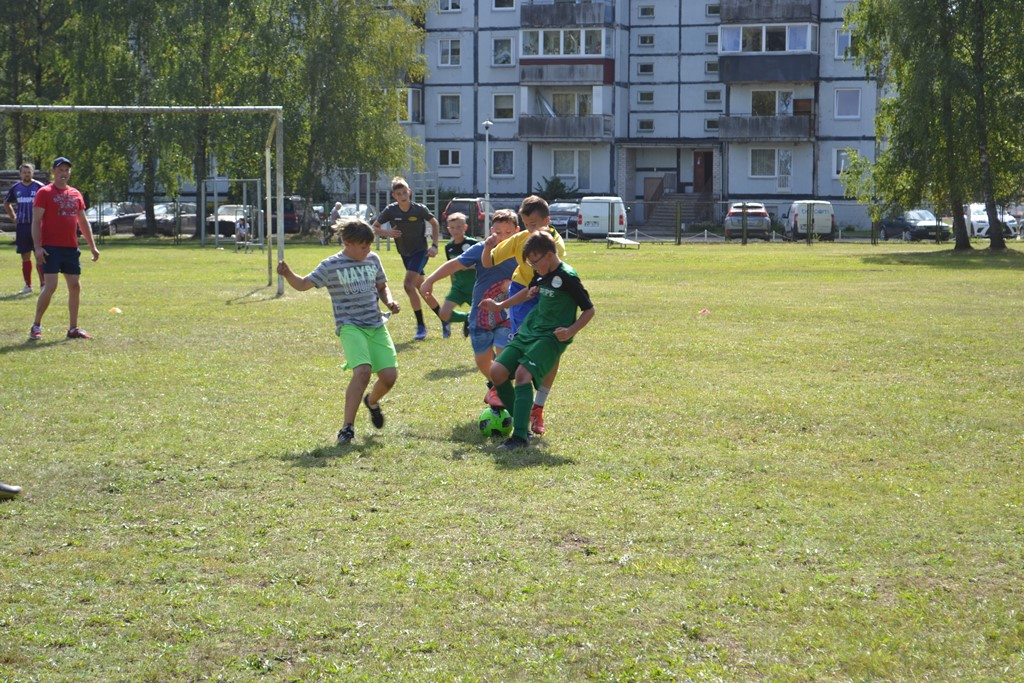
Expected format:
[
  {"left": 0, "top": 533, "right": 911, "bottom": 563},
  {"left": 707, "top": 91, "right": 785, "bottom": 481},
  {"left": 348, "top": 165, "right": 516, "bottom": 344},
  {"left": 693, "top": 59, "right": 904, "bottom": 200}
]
[{"left": 633, "top": 192, "right": 716, "bottom": 240}]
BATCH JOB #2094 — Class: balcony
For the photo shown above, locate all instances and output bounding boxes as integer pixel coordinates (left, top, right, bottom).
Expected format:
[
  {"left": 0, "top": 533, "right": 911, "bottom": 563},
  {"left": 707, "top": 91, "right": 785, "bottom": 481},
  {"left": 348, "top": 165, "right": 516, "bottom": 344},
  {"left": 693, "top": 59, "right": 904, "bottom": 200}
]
[
  {"left": 718, "top": 54, "right": 818, "bottom": 83},
  {"left": 518, "top": 114, "right": 614, "bottom": 141},
  {"left": 521, "top": 1, "right": 614, "bottom": 27},
  {"left": 519, "top": 63, "right": 608, "bottom": 85},
  {"left": 720, "top": 0, "right": 818, "bottom": 23},
  {"left": 718, "top": 115, "right": 814, "bottom": 141}
]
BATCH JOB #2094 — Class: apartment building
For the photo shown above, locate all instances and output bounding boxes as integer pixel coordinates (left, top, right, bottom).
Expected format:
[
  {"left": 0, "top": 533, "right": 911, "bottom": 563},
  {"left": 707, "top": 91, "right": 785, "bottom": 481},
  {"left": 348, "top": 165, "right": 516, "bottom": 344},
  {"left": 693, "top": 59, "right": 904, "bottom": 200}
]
[{"left": 405, "top": 0, "right": 876, "bottom": 229}]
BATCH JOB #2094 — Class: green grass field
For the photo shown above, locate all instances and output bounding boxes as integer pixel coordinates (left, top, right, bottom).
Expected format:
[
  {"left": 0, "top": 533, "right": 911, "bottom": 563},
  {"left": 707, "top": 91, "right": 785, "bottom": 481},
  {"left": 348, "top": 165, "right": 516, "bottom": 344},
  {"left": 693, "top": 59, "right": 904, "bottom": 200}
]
[{"left": 1, "top": 237, "right": 1023, "bottom": 681}]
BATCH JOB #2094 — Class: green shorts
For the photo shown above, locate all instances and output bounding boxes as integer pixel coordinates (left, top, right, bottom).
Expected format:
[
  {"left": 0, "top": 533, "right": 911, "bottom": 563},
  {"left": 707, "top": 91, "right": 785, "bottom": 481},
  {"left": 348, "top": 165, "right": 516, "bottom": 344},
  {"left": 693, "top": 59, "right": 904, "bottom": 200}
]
[
  {"left": 494, "top": 333, "right": 563, "bottom": 385},
  {"left": 445, "top": 280, "right": 474, "bottom": 307},
  {"left": 338, "top": 324, "right": 397, "bottom": 372}
]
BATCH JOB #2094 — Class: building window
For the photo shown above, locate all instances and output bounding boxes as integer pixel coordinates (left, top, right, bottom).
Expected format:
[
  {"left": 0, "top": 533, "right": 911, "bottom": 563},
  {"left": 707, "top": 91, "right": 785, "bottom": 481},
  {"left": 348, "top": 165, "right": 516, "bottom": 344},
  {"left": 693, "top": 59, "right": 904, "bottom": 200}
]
[
  {"left": 720, "top": 24, "right": 818, "bottom": 53},
  {"left": 704, "top": 118, "right": 720, "bottom": 132},
  {"left": 706, "top": 32, "right": 718, "bottom": 47},
  {"left": 492, "top": 150, "right": 514, "bottom": 177},
  {"left": 494, "top": 0, "right": 514, "bottom": 9},
  {"left": 637, "top": 62, "right": 654, "bottom": 76},
  {"left": 493, "top": 37, "right": 514, "bottom": 66},
  {"left": 706, "top": 3, "right": 720, "bottom": 16},
  {"left": 438, "top": 0, "right": 460, "bottom": 12},
  {"left": 835, "top": 88, "right": 861, "bottom": 119},
  {"left": 493, "top": 94, "right": 514, "bottom": 120},
  {"left": 638, "top": 119, "right": 655, "bottom": 133},
  {"left": 440, "top": 94, "right": 460, "bottom": 121},
  {"left": 750, "top": 148, "right": 777, "bottom": 177},
  {"left": 554, "top": 149, "right": 591, "bottom": 191},
  {"left": 751, "top": 90, "right": 794, "bottom": 116},
  {"left": 522, "top": 28, "right": 604, "bottom": 57},
  {"left": 399, "top": 88, "right": 422, "bottom": 123},
  {"left": 705, "top": 89, "right": 722, "bottom": 103},
  {"left": 835, "top": 30, "right": 858, "bottom": 59},
  {"left": 638, "top": 90, "right": 655, "bottom": 104},
  {"left": 439, "top": 149, "right": 461, "bottom": 167},
  {"left": 638, "top": 5, "right": 654, "bottom": 18},
  {"left": 638, "top": 34, "right": 654, "bottom": 48},
  {"left": 552, "top": 92, "right": 592, "bottom": 116},
  {"left": 440, "top": 39, "right": 461, "bottom": 66},
  {"left": 705, "top": 60, "right": 719, "bottom": 74},
  {"left": 833, "top": 148, "right": 851, "bottom": 177}
]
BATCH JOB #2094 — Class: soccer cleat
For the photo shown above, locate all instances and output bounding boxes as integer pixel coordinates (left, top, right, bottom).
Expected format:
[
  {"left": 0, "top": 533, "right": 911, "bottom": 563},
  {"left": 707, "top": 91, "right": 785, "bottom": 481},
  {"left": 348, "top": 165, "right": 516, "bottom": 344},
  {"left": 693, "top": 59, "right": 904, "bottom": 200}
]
[
  {"left": 29, "top": 324, "right": 42, "bottom": 340},
  {"left": 442, "top": 321, "right": 452, "bottom": 339},
  {"left": 463, "top": 318, "right": 470, "bottom": 338},
  {"left": 0, "top": 482, "right": 22, "bottom": 499},
  {"left": 498, "top": 435, "right": 529, "bottom": 450},
  {"left": 530, "top": 405, "right": 546, "bottom": 435},
  {"left": 414, "top": 325, "right": 428, "bottom": 341},
  {"left": 484, "top": 386, "right": 504, "bottom": 409},
  {"left": 18, "top": 286, "right": 32, "bottom": 295},
  {"left": 66, "top": 327, "right": 93, "bottom": 339},
  {"left": 363, "top": 394, "right": 385, "bottom": 429},
  {"left": 337, "top": 425, "right": 355, "bottom": 444}
]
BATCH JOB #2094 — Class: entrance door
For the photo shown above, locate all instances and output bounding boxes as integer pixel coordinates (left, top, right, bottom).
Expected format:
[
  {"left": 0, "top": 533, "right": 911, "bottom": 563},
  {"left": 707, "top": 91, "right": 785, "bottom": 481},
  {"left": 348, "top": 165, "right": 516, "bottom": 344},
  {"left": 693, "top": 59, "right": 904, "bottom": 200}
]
[{"left": 693, "top": 151, "right": 713, "bottom": 193}]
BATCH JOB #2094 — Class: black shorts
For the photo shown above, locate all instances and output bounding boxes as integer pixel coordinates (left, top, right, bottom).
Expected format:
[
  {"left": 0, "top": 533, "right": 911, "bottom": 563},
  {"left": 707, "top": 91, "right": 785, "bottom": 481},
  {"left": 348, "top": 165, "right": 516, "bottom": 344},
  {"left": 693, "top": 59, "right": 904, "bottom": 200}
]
[{"left": 41, "top": 246, "right": 82, "bottom": 275}]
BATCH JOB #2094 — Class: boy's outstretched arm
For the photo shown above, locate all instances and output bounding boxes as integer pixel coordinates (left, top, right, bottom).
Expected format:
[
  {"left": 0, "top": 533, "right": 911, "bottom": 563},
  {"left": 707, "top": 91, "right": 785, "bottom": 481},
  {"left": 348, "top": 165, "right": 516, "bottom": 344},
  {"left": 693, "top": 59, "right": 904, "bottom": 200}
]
[
  {"left": 420, "top": 258, "right": 467, "bottom": 298},
  {"left": 277, "top": 260, "right": 315, "bottom": 291}
]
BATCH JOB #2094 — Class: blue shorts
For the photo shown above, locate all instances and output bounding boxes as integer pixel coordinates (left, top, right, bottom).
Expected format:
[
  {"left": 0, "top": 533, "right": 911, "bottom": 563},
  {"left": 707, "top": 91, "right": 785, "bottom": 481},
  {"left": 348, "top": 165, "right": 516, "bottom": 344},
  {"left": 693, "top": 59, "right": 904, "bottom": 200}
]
[
  {"left": 508, "top": 281, "right": 539, "bottom": 334},
  {"left": 469, "top": 323, "right": 511, "bottom": 355},
  {"left": 14, "top": 224, "right": 34, "bottom": 254},
  {"left": 401, "top": 249, "right": 429, "bottom": 276},
  {"left": 41, "top": 246, "right": 82, "bottom": 275}
]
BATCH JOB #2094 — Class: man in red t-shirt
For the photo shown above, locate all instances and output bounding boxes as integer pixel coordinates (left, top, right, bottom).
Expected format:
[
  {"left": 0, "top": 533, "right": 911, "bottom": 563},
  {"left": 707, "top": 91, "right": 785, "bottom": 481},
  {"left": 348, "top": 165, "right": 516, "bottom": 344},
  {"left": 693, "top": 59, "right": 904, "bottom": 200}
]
[{"left": 29, "top": 157, "right": 100, "bottom": 340}]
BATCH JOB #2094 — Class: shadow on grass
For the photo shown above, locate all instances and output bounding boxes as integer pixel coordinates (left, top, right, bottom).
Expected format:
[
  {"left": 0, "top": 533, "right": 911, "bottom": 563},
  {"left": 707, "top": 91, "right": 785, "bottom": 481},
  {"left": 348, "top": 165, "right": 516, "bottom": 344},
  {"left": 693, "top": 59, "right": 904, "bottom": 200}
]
[
  {"left": 0, "top": 338, "right": 68, "bottom": 356},
  {"left": 0, "top": 291, "right": 35, "bottom": 302},
  {"left": 424, "top": 366, "right": 476, "bottom": 381},
  {"left": 225, "top": 286, "right": 280, "bottom": 305},
  {"left": 281, "top": 433, "right": 389, "bottom": 467},
  {"left": 860, "top": 245, "right": 1024, "bottom": 269}
]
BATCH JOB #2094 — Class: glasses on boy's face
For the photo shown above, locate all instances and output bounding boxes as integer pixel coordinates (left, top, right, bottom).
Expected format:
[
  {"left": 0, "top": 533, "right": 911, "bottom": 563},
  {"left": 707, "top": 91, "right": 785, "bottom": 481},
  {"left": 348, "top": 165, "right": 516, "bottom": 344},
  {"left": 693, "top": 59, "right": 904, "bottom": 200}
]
[{"left": 526, "top": 253, "right": 547, "bottom": 268}]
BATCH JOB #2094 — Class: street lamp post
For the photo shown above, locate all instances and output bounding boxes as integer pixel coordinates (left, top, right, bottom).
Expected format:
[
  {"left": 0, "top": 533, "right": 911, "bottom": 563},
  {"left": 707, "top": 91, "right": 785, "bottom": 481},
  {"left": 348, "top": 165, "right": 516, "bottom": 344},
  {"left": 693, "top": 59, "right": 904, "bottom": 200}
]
[{"left": 482, "top": 120, "right": 493, "bottom": 234}]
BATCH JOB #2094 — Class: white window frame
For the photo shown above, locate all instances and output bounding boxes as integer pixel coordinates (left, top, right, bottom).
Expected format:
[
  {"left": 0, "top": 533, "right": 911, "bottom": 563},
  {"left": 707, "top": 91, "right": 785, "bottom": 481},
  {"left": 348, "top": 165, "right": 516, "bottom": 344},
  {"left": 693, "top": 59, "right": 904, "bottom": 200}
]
[
  {"left": 834, "top": 88, "right": 861, "bottom": 119},
  {"left": 637, "top": 90, "right": 655, "bottom": 105},
  {"left": 637, "top": 62, "right": 654, "bottom": 76},
  {"left": 438, "top": 0, "right": 461, "bottom": 12},
  {"left": 835, "top": 29, "right": 855, "bottom": 60},
  {"left": 706, "top": 32, "right": 719, "bottom": 47},
  {"left": 750, "top": 148, "right": 777, "bottom": 178},
  {"left": 439, "top": 38, "right": 461, "bottom": 67},
  {"left": 521, "top": 28, "right": 604, "bottom": 57},
  {"left": 720, "top": 24, "right": 818, "bottom": 54},
  {"left": 439, "top": 149, "right": 461, "bottom": 168},
  {"left": 638, "top": 34, "right": 655, "bottom": 48},
  {"left": 493, "top": 37, "right": 514, "bottom": 66},
  {"left": 833, "top": 148, "right": 851, "bottom": 178},
  {"left": 491, "top": 149, "right": 515, "bottom": 177},
  {"left": 638, "top": 119, "right": 655, "bottom": 133},
  {"left": 493, "top": 0, "right": 514, "bottom": 9},
  {"left": 638, "top": 5, "right": 654, "bottom": 18},
  {"left": 705, "top": 89, "right": 722, "bottom": 103},
  {"left": 706, "top": 3, "right": 721, "bottom": 16},
  {"left": 704, "top": 118, "right": 720, "bottom": 132},
  {"left": 439, "top": 94, "right": 461, "bottom": 122},
  {"left": 705, "top": 60, "right": 719, "bottom": 74},
  {"left": 399, "top": 88, "right": 422, "bottom": 123},
  {"left": 493, "top": 93, "right": 515, "bottom": 121},
  {"left": 553, "top": 149, "right": 591, "bottom": 191}
]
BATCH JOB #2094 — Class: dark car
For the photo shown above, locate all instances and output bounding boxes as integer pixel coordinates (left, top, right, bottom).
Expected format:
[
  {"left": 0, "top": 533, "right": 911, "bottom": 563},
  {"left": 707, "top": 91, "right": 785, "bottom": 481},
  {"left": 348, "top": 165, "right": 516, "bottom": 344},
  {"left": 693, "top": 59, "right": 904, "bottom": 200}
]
[
  {"left": 548, "top": 201, "right": 579, "bottom": 239},
  {"left": 879, "top": 209, "right": 951, "bottom": 242},
  {"left": 132, "top": 202, "right": 198, "bottom": 237},
  {"left": 86, "top": 202, "right": 143, "bottom": 236},
  {"left": 723, "top": 202, "right": 772, "bottom": 240},
  {"left": 441, "top": 197, "right": 491, "bottom": 237}
]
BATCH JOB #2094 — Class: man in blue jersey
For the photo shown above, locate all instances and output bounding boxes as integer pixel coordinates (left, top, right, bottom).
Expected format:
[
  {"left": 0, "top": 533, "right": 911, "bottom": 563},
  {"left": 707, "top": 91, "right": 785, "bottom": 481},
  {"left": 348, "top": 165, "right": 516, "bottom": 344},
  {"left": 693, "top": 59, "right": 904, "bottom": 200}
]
[{"left": 4, "top": 163, "right": 45, "bottom": 294}]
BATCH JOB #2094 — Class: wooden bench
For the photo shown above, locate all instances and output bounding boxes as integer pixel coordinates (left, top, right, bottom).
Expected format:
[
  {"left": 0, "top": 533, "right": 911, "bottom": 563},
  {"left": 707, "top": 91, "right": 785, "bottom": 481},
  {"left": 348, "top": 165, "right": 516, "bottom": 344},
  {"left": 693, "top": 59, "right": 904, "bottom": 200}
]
[{"left": 606, "top": 232, "right": 640, "bottom": 249}]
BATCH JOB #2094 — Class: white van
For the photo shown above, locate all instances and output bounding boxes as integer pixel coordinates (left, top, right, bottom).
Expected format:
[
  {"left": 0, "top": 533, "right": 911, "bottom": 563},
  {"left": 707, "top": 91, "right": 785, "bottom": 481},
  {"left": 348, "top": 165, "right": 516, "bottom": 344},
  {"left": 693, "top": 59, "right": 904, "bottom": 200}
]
[
  {"left": 577, "top": 196, "right": 628, "bottom": 240},
  {"left": 784, "top": 200, "right": 836, "bottom": 241}
]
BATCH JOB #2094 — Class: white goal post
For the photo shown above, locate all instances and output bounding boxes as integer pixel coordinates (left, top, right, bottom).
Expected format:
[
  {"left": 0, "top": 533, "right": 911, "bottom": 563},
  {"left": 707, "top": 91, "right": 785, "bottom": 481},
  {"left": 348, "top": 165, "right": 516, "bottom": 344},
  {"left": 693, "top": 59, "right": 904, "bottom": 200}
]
[{"left": 0, "top": 104, "right": 286, "bottom": 295}]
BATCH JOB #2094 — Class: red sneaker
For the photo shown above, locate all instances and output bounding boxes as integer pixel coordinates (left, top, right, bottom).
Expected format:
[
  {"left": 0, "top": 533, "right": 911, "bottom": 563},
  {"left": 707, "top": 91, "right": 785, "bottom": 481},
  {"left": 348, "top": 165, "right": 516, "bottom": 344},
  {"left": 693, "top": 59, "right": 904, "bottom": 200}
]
[
  {"left": 66, "top": 327, "right": 93, "bottom": 339},
  {"left": 530, "top": 405, "right": 546, "bottom": 435},
  {"left": 29, "top": 324, "right": 42, "bottom": 340},
  {"left": 484, "top": 386, "right": 504, "bottom": 409}
]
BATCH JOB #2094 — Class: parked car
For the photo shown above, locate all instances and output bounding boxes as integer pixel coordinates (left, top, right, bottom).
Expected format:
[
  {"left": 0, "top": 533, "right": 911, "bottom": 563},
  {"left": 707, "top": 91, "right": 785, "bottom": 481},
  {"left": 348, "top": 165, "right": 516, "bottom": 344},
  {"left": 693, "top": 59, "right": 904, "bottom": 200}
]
[
  {"left": 723, "top": 202, "right": 772, "bottom": 240},
  {"left": 548, "top": 201, "right": 579, "bottom": 239},
  {"left": 441, "top": 197, "right": 491, "bottom": 237},
  {"left": 963, "top": 203, "right": 1017, "bottom": 238},
  {"left": 206, "top": 204, "right": 261, "bottom": 237},
  {"left": 337, "top": 203, "right": 379, "bottom": 224},
  {"left": 132, "top": 202, "right": 198, "bottom": 237},
  {"left": 577, "top": 196, "right": 627, "bottom": 240},
  {"left": 879, "top": 209, "right": 951, "bottom": 242},
  {"left": 784, "top": 200, "right": 836, "bottom": 241},
  {"left": 85, "top": 202, "right": 142, "bottom": 236}
]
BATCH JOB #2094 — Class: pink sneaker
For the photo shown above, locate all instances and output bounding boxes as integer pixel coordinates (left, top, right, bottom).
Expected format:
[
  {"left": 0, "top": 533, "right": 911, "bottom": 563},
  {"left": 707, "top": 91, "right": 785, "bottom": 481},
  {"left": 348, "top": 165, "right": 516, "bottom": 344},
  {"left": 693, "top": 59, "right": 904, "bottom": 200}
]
[
  {"left": 66, "top": 327, "right": 93, "bottom": 339},
  {"left": 29, "top": 324, "right": 42, "bottom": 340},
  {"left": 484, "top": 386, "right": 504, "bottom": 409}
]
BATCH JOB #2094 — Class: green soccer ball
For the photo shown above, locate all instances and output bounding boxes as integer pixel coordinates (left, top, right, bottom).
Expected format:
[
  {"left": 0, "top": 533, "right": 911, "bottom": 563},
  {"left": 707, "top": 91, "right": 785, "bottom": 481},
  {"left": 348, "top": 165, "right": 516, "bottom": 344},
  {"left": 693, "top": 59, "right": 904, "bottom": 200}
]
[{"left": 478, "top": 407, "right": 512, "bottom": 438}]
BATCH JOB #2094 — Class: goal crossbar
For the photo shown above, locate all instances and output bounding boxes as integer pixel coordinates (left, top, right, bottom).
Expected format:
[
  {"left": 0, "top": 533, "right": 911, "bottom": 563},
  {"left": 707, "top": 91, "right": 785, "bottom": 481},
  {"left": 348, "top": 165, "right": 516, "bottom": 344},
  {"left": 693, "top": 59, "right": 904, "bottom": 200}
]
[{"left": 0, "top": 104, "right": 286, "bottom": 295}]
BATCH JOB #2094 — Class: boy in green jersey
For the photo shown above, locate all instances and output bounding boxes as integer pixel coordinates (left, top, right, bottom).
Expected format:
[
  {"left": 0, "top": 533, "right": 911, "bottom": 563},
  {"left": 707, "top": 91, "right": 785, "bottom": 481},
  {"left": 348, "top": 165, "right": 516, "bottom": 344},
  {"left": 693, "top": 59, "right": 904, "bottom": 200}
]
[{"left": 480, "top": 232, "right": 595, "bottom": 449}]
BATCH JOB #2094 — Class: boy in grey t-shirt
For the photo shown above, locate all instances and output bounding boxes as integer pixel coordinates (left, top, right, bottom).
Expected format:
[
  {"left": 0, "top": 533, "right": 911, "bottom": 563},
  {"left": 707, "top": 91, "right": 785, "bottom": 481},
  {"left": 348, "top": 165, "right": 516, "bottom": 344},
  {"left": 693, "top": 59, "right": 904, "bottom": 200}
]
[{"left": 277, "top": 221, "right": 402, "bottom": 444}]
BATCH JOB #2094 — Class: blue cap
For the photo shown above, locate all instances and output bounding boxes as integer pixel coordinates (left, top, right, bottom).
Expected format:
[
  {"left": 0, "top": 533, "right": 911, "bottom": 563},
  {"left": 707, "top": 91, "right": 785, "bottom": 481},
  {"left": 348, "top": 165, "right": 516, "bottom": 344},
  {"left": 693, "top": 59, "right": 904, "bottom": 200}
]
[{"left": 52, "top": 156, "right": 72, "bottom": 168}]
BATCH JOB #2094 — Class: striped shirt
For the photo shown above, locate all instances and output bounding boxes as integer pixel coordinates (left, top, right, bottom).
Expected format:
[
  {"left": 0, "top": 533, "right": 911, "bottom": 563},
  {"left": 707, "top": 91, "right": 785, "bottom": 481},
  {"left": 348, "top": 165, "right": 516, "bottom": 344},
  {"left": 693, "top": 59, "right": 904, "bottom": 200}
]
[{"left": 308, "top": 251, "right": 390, "bottom": 330}]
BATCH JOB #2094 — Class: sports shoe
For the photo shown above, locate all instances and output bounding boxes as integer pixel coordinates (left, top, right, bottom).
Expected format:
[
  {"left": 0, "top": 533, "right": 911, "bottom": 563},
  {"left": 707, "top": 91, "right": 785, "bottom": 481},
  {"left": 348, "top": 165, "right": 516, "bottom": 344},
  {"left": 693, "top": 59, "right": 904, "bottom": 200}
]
[
  {"left": 337, "top": 425, "right": 355, "bottom": 444},
  {"left": 18, "top": 286, "right": 32, "bottom": 295},
  {"left": 530, "top": 405, "right": 546, "bottom": 435},
  {"left": 463, "top": 318, "right": 470, "bottom": 338},
  {"left": 442, "top": 321, "right": 452, "bottom": 339},
  {"left": 66, "top": 327, "right": 93, "bottom": 339},
  {"left": 414, "top": 325, "right": 428, "bottom": 341},
  {"left": 29, "top": 324, "right": 42, "bottom": 340},
  {"left": 498, "top": 435, "right": 529, "bottom": 450},
  {"left": 484, "top": 386, "right": 504, "bottom": 409},
  {"left": 363, "top": 394, "right": 385, "bottom": 429},
  {"left": 0, "top": 482, "right": 22, "bottom": 499}
]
